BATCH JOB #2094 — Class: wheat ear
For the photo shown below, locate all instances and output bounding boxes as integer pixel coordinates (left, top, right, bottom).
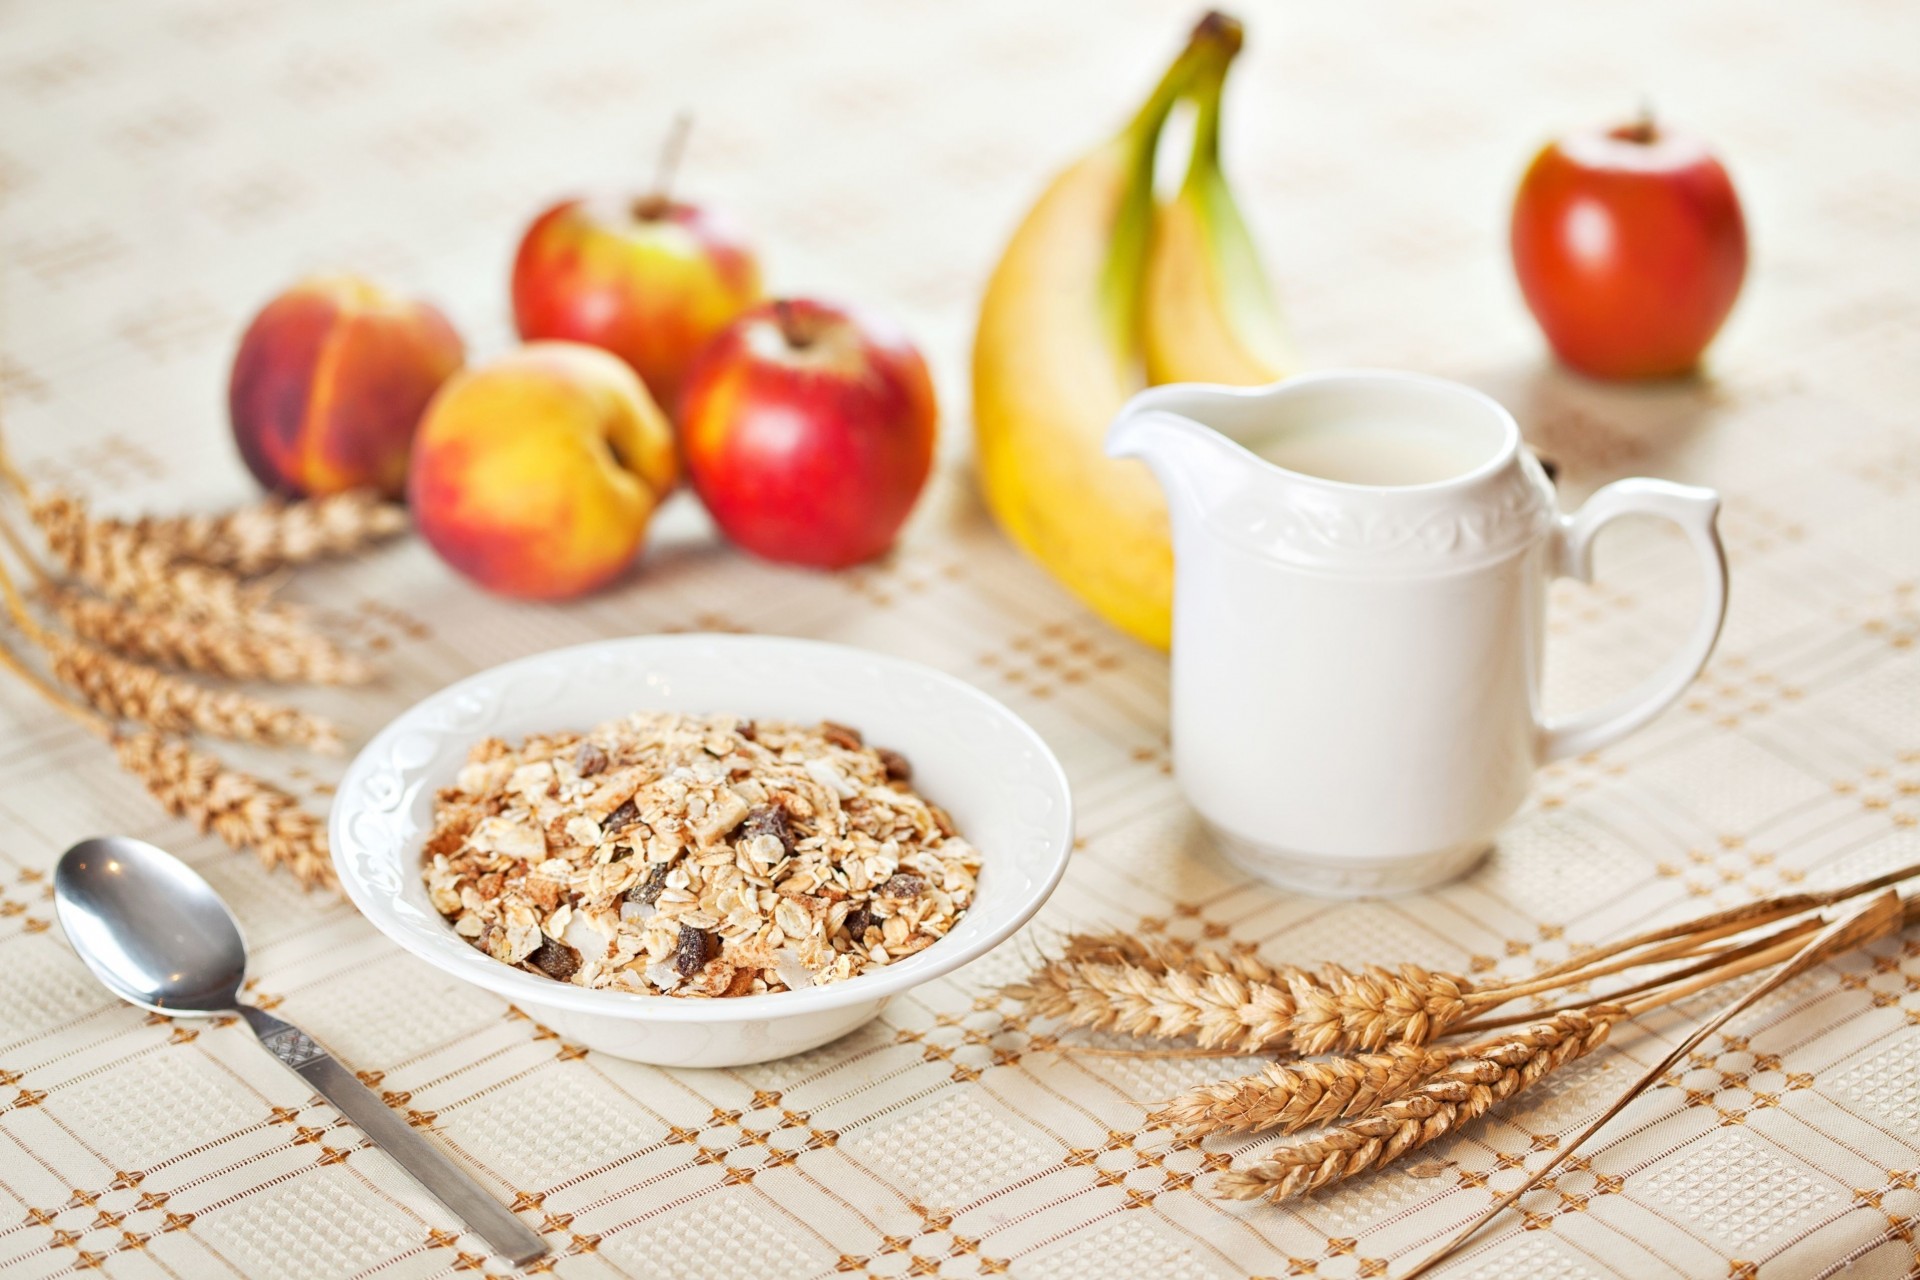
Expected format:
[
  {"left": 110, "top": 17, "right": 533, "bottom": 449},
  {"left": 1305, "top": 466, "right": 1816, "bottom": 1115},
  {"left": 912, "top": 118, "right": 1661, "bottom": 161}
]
[
  {"left": 24, "top": 487, "right": 287, "bottom": 626},
  {"left": 1151, "top": 1041, "right": 1468, "bottom": 1139},
  {"left": 1012, "top": 958, "right": 1475, "bottom": 1055},
  {"left": 111, "top": 730, "right": 335, "bottom": 889},
  {"left": 1062, "top": 931, "right": 1284, "bottom": 983},
  {"left": 46, "top": 633, "right": 339, "bottom": 751},
  {"left": 1215, "top": 1009, "right": 1619, "bottom": 1203},
  {"left": 45, "top": 586, "right": 373, "bottom": 684},
  {"left": 126, "top": 489, "right": 408, "bottom": 576}
]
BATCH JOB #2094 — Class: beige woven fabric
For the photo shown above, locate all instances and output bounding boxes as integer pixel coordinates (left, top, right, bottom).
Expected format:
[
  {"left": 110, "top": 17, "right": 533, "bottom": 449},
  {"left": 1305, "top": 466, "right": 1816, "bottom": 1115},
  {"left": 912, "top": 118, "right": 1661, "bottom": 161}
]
[{"left": 2, "top": 1, "right": 1917, "bottom": 1277}]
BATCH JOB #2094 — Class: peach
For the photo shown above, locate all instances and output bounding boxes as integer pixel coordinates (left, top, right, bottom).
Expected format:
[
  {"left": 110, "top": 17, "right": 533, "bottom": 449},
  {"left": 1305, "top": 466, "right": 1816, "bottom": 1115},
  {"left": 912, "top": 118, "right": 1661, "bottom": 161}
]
[
  {"left": 408, "top": 342, "right": 676, "bottom": 600},
  {"left": 511, "top": 197, "right": 762, "bottom": 417},
  {"left": 229, "top": 275, "right": 464, "bottom": 498}
]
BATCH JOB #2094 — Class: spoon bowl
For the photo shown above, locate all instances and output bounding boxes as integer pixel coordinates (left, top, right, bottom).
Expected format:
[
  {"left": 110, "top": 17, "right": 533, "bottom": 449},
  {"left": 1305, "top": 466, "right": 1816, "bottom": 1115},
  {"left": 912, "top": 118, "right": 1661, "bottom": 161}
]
[{"left": 54, "top": 835, "right": 247, "bottom": 1017}]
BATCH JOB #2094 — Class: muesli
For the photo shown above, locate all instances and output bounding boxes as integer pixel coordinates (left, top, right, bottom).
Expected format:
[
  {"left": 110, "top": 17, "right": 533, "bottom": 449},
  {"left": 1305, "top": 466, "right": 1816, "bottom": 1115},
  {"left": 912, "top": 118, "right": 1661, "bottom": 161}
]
[{"left": 423, "top": 712, "right": 980, "bottom": 997}]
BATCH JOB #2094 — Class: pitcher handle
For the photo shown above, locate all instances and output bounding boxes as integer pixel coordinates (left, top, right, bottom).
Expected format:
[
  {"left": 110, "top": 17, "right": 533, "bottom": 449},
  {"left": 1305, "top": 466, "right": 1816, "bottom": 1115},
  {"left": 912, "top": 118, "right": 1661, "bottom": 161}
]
[{"left": 1538, "top": 478, "right": 1728, "bottom": 763}]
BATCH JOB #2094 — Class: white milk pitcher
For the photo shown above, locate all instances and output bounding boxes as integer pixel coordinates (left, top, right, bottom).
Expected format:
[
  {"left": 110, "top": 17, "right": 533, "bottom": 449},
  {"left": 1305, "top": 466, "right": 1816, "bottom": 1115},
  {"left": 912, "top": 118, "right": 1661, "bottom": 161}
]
[{"left": 1107, "top": 370, "right": 1728, "bottom": 895}]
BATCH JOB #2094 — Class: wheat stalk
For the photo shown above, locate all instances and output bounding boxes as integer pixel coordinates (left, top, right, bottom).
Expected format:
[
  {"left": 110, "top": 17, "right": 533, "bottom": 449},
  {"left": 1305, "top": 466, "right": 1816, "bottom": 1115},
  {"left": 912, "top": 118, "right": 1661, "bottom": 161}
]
[
  {"left": 1062, "top": 931, "right": 1283, "bottom": 983},
  {"left": 126, "top": 489, "right": 408, "bottom": 576},
  {"left": 1152, "top": 1043, "right": 1466, "bottom": 1143},
  {"left": 46, "top": 586, "right": 372, "bottom": 684},
  {"left": 1215, "top": 1008, "right": 1620, "bottom": 1203},
  {"left": 24, "top": 487, "right": 290, "bottom": 627},
  {"left": 1011, "top": 957, "right": 1477, "bottom": 1056},
  {"left": 1401, "top": 891, "right": 1909, "bottom": 1277},
  {"left": 111, "top": 730, "right": 335, "bottom": 889},
  {"left": 46, "top": 633, "right": 339, "bottom": 751},
  {"left": 1152, "top": 1040, "right": 1468, "bottom": 1138}
]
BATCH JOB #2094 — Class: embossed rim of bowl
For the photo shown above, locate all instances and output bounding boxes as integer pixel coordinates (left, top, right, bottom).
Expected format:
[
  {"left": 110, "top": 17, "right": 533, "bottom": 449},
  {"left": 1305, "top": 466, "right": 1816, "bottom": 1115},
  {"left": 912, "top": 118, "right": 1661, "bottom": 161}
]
[{"left": 329, "top": 634, "right": 1074, "bottom": 1023}]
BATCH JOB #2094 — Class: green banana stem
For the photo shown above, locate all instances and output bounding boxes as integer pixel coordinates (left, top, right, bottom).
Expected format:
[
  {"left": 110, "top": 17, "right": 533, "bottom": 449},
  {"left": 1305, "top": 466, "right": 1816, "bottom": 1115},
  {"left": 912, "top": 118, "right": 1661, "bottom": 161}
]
[
  {"left": 1099, "top": 12, "right": 1244, "bottom": 361},
  {"left": 1183, "top": 40, "right": 1229, "bottom": 182},
  {"left": 1170, "top": 26, "right": 1293, "bottom": 373}
]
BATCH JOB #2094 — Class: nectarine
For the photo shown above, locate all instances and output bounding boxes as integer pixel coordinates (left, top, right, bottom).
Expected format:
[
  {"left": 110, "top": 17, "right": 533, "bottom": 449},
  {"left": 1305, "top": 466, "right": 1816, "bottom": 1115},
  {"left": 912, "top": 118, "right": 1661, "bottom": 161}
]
[
  {"left": 229, "top": 275, "right": 463, "bottom": 498},
  {"left": 408, "top": 342, "right": 676, "bottom": 600}
]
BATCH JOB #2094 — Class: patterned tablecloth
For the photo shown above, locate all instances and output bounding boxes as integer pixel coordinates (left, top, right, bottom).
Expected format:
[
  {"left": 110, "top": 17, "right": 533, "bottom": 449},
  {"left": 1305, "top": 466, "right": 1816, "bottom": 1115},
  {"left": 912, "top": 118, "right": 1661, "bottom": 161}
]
[{"left": 2, "top": 0, "right": 1918, "bottom": 1277}]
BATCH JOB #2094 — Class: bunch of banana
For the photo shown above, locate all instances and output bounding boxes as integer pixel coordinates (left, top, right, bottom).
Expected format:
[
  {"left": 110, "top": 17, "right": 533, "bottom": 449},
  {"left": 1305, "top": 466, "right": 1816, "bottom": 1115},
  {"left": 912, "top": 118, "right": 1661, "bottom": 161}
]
[{"left": 972, "top": 12, "right": 1294, "bottom": 650}]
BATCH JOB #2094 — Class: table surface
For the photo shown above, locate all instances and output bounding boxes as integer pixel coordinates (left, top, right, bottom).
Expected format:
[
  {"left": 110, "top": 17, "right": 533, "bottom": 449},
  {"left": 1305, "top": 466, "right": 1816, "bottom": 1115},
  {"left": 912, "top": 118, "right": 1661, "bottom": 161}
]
[{"left": 1, "top": 1, "right": 1917, "bottom": 1277}]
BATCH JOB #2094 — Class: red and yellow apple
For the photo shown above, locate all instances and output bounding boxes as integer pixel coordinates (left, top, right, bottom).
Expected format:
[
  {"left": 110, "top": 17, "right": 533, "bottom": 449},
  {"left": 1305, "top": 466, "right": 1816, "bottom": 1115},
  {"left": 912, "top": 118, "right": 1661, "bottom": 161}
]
[
  {"left": 511, "top": 196, "right": 762, "bottom": 416},
  {"left": 408, "top": 341, "right": 677, "bottom": 600},
  {"left": 229, "top": 274, "right": 464, "bottom": 497},
  {"left": 679, "top": 299, "right": 936, "bottom": 569},
  {"left": 1511, "top": 114, "right": 1748, "bottom": 380}
]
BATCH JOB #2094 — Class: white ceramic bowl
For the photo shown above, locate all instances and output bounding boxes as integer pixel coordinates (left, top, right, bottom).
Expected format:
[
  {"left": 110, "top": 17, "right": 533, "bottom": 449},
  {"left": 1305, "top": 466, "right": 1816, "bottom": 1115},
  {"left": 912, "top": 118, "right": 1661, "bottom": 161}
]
[{"left": 330, "top": 635, "right": 1073, "bottom": 1068}]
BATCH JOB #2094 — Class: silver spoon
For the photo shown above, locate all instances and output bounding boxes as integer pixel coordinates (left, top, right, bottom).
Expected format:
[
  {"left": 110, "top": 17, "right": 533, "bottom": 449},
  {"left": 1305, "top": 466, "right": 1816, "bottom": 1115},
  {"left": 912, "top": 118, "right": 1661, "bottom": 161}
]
[{"left": 53, "top": 836, "right": 547, "bottom": 1268}]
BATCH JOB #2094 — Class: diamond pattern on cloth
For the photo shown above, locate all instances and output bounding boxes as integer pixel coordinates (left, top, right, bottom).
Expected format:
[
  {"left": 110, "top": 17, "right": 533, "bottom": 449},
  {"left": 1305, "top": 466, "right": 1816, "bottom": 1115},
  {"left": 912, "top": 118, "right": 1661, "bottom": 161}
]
[
  {"left": 1633, "top": 1128, "right": 1830, "bottom": 1252},
  {"left": 1464, "top": 1232, "right": 1604, "bottom": 1280},
  {"left": 54, "top": 1048, "right": 259, "bottom": 1167},
  {"left": 598, "top": 1193, "right": 829, "bottom": 1280},
  {"left": 1303, "top": 1165, "right": 1447, "bottom": 1237},
  {"left": 839, "top": 1088, "right": 1052, "bottom": 1205},
  {"left": 444, "top": 1070, "right": 658, "bottom": 1186},
  {"left": 197, "top": 1174, "right": 420, "bottom": 1280},
  {"left": 0, "top": 943, "right": 109, "bottom": 1046},
  {"left": 1827, "top": 1033, "right": 1920, "bottom": 1132},
  {"left": 1025, "top": 1214, "right": 1225, "bottom": 1280}
]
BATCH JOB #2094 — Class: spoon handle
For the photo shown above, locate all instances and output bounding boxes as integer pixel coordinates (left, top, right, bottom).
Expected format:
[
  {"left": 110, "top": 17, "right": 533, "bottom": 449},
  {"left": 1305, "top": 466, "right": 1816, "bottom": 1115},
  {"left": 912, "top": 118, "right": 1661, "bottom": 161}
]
[{"left": 239, "top": 1005, "right": 547, "bottom": 1267}]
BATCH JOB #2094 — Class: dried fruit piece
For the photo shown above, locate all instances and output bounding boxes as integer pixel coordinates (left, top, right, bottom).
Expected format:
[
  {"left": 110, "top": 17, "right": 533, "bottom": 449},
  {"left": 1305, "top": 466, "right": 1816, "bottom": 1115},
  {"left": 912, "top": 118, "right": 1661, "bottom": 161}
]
[
  {"left": 675, "top": 924, "right": 720, "bottom": 976},
  {"left": 739, "top": 803, "right": 796, "bottom": 856},
  {"left": 574, "top": 741, "right": 609, "bottom": 777},
  {"left": 880, "top": 872, "right": 927, "bottom": 898},
  {"left": 820, "top": 720, "right": 863, "bottom": 751},
  {"left": 528, "top": 937, "right": 582, "bottom": 980},
  {"left": 627, "top": 862, "right": 670, "bottom": 907},
  {"left": 876, "top": 747, "right": 913, "bottom": 782},
  {"left": 842, "top": 904, "right": 873, "bottom": 943},
  {"left": 603, "top": 796, "right": 640, "bottom": 832}
]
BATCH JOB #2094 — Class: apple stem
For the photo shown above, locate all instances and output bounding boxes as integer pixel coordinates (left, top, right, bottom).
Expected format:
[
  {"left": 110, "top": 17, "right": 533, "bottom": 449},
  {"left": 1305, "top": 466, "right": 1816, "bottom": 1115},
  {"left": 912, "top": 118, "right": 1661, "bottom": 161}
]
[
  {"left": 773, "top": 299, "right": 810, "bottom": 350},
  {"left": 636, "top": 113, "right": 693, "bottom": 219},
  {"left": 1619, "top": 98, "right": 1659, "bottom": 144}
]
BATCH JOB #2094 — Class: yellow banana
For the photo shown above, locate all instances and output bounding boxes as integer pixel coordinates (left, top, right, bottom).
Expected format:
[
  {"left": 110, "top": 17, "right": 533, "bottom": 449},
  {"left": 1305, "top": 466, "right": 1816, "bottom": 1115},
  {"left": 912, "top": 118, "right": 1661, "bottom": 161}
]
[
  {"left": 972, "top": 15, "right": 1241, "bottom": 651},
  {"left": 1142, "top": 40, "right": 1296, "bottom": 387}
]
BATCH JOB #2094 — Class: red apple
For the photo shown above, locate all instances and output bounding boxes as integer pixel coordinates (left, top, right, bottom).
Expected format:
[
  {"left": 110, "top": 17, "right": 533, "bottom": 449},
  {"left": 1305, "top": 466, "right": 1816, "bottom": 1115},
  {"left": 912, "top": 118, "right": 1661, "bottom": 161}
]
[
  {"left": 679, "top": 299, "right": 936, "bottom": 568},
  {"left": 511, "top": 195, "right": 762, "bottom": 415},
  {"left": 1510, "top": 114, "right": 1748, "bottom": 380}
]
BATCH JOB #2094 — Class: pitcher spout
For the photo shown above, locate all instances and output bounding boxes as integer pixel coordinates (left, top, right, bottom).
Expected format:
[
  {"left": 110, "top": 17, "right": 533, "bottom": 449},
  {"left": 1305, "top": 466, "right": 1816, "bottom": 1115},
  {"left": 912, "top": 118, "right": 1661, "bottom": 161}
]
[{"left": 1106, "top": 398, "right": 1260, "bottom": 527}]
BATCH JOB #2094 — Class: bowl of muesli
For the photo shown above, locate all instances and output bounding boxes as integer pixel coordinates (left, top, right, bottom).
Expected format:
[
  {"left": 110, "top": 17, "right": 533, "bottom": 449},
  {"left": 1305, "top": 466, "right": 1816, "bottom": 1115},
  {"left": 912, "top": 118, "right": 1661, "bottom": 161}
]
[{"left": 330, "top": 634, "right": 1073, "bottom": 1067}]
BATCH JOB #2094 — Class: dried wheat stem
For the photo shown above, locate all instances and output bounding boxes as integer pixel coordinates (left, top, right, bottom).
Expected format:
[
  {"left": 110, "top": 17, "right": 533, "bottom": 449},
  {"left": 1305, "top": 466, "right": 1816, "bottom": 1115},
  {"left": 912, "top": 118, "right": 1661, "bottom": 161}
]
[
  {"left": 1402, "top": 891, "right": 1908, "bottom": 1278},
  {"left": 126, "top": 489, "right": 408, "bottom": 576},
  {"left": 25, "top": 487, "right": 291, "bottom": 627},
  {"left": 1450, "top": 914, "right": 1831, "bottom": 1036},
  {"left": 0, "top": 506, "right": 53, "bottom": 588},
  {"left": 1215, "top": 1008, "right": 1621, "bottom": 1203},
  {"left": 44, "top": 633, "right": 339, "bottom": 751},
  {"left": 1151, "top": 1040, "right": 1469, "bottom": 1139},
  {"left": 1061, "top": 931, "right": 1284, "bottom": 983},
  {"left": 45, "top": 586, "right": 373, "bottom": 684},
  {"left": 1012, "top": 957, "right": 1476, "bottom": 1055},
  {"left": 1519, "top": 861, "right": 1920, "bottom": 986},
  {"left": 0, "top": 629, "right": 111, "bottom": 735},
  {"left": 111, "top": 730, "right": 335, "bottom": 889}
]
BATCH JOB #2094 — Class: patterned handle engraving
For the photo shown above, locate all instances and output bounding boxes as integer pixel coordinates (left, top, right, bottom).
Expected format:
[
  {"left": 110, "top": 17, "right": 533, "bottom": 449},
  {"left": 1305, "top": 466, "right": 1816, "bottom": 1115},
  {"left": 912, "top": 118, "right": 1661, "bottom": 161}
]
[{"left": 259, "top": 1027, "right": 326, "bottom": 1069}]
